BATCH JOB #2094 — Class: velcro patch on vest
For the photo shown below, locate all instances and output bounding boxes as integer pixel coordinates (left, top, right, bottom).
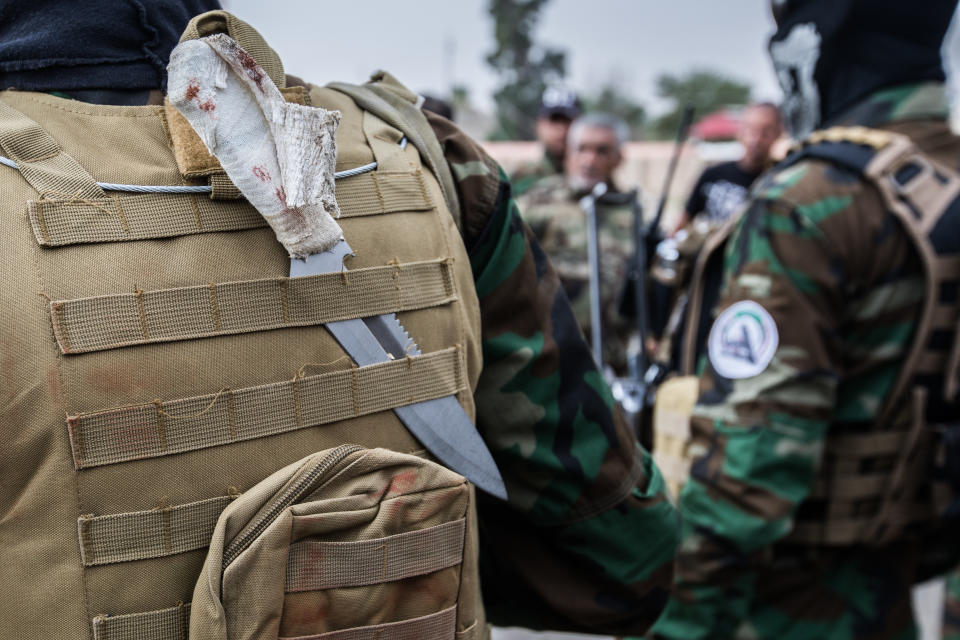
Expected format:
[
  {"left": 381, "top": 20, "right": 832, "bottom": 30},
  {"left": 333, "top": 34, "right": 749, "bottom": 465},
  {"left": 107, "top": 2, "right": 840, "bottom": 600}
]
[
  {"left": 66, "top": 347, "right": 466, "bottom": 469},
  {"left": 27, "top": 171, "right": 433, "bottom": 247},
  {"left": 49, "top": 258, "right": 456, "bottom": 354},
  {"left": 707, "top": 300, "right": 779, "bottom": 379}
]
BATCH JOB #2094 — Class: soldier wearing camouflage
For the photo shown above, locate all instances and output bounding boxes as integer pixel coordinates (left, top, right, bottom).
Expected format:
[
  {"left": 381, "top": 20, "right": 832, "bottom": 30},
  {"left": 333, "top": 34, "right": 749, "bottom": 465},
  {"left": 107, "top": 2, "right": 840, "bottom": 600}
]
[
  {"left": 429, "top": 109, "right": 677, "bottom": 637},
  {"left": 946, "top": 572, "right": 960, "bottom": 640},
  {"left": 510, "top": 87, "right": 582, "bottom": 198},
  {"left": 0, "top": 5, "right": 678, "bottom": 639},
  {"left": 518, "top": 113, "right": 636, "bottom": 374},
  {"left": 651, "top": 1, "right": 960, "bottom": 638},
  {"left": 518, "top": 175, "right": 635, "bottom": 374}
]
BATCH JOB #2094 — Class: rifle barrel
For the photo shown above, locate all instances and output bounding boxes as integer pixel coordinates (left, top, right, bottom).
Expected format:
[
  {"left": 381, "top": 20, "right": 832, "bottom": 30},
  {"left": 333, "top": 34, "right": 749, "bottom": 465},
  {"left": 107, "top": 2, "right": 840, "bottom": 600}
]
[
  {"left": 580, "top": 181, "right": 608, "bottom": 370},
  {"left": 649, "top": 105, "right": 695, "bottom": 233}
]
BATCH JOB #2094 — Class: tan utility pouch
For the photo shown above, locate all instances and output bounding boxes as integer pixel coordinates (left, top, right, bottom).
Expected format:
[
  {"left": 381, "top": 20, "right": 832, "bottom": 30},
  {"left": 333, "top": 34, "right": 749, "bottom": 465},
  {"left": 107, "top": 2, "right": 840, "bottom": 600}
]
[
  {"left": 189, "top": 446, "right": 481, "bottom": 640},
  {"left": 651, "top": 376, "right": 700, "bottom": 499}
]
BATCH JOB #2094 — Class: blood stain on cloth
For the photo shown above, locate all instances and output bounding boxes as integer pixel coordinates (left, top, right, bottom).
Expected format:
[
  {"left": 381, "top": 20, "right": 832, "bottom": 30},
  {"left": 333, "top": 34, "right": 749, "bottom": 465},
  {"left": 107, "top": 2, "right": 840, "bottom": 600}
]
[
  {"left": 224, "top": 39, "right": 266, "bottom": 93},
  {"left": 281, "top": 592, "right": 330, "bottom": 633},
  {"left": 387, "top": 470, "right": 418, "bottom": 496},
  {"left": 185, "top": 78, "right": 216, "bottom": 113},
  {"left": 274, "top": 185, "right": 307, "bottom": 226},
  {"left": 184, "top": 80, "right": 199, "bottom": 101},
  {"left": 252, "top": 165, "right": 272, "bottom": 182}
]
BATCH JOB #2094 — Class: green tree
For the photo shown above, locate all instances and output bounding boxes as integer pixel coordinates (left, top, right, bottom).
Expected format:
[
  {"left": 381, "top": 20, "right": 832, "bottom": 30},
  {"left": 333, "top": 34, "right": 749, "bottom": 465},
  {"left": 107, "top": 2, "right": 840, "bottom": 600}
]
[
  {"left": 451, "top": 84, "right": 471, "bottom": 109},
  {"left": 651, "top": 68, "right": 751, "bottom": 139},
  {"left": 584, "top": 83, "right": 647, "bottom": 140},
  {"left": 486, "top": 0, "right": 566, "bottom": 140}
]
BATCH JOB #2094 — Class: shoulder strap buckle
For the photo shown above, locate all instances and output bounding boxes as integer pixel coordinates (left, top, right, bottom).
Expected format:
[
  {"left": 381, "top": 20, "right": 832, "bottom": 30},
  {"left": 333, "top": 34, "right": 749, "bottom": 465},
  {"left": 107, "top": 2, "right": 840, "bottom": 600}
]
[{"left": 885, "top": 153, "right": 940, "bottom": 202}]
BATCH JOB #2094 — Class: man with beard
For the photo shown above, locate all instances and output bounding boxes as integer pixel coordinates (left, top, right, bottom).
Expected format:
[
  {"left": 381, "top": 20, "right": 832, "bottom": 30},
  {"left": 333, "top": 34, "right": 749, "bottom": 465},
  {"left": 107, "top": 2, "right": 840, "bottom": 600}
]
[
  {"left": 518, "top": 112, "right": 636, "bottom": 374},
  {"left": 651, "top": 1, "right": 960, "bottom": 638}
]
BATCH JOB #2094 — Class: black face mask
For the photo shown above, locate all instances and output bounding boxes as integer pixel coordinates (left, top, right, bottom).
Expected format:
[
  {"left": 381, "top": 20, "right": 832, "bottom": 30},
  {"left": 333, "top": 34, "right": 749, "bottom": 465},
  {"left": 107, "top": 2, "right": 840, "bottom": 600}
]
[{"left": 768, "top": 0, "right": 957, "bottom": 137}]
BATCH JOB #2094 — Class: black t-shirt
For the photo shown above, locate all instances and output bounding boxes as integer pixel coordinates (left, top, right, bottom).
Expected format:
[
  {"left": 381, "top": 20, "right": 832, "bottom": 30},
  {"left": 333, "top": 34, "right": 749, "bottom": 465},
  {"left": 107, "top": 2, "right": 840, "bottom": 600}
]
[{"left": 684, "top": 161, "right": 761, "bottom": 223}]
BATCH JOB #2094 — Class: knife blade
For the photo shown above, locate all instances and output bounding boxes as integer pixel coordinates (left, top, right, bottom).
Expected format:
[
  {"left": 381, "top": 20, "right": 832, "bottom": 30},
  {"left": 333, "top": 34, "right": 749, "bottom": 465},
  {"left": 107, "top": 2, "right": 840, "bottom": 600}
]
[{"left": 291, "top": 239, "right": 507, "bottom": 499}]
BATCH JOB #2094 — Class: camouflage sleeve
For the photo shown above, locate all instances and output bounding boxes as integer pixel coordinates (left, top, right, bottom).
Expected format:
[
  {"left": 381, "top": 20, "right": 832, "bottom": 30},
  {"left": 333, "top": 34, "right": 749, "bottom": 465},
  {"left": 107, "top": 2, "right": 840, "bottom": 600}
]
[
  {"left": 514, "top": 184, "right": 552, "bottom": 240},
  {"left": 425, "top": 111, "right": 679, "bottom": 635},
  {"left": 508, "top": 162, "right": 539, "bottom": 199},
  {"left": 653, "top": 162, "right": 895, "bottom": 638},
  {"left": 946, "top": 569, "right": 960, "bottom": 640}
]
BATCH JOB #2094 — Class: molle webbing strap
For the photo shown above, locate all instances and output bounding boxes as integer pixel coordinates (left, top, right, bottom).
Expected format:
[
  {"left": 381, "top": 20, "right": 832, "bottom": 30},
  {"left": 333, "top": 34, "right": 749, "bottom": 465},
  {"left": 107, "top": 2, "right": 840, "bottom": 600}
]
[
  {"left": 31, "top": 193, "right": 261, "bottom": 246},
  {"left": 50, "top": 259, "right": 457, "bottom": 354},
  {"left": 327, "top": 79, "right": 462, "bottom": 231},
  {"left": 286, "top": 519, "right": 466, "bottom": 592},
  {"left": 78, "top": 495, "right": 235, "bottom": 567},
  {"left": 67, "top": 347, "right": 466, "bottom": 469},
  {"left": 787, "top": 128, "right": 960, "bottom": 411},
  {"left": 332, "top": 170, "right": 433, "bottom": 220},
  {"left": 93, "top": 605, "right": 464, "bottom": 640},
  {"left": 0, "top": 99, "right": 105, "bottom": 199},
  {"left": 789, "top": 392, "right": 936, "bottom": 546},
  {"left": 862, "top": 137, "right": 960, "bottom": 415},
  {"left": 790, "top": 520, "right": 870, "bottom": 546},
  {"left": 277, "top": 606, "right": 458, "bottom": 640},
  {"left": 791, "top": 504, "right": 932, "bottom": 546},
  {"left": 28, "top": 171, "right": 433, "bottom": 247},
  {"left": 92, "top": 602, "right": 190, "bottom": 640}
]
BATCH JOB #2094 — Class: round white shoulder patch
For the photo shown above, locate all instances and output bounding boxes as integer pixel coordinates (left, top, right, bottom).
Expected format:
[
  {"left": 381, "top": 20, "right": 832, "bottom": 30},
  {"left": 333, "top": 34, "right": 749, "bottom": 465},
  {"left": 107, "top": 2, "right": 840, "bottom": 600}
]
[{"left": 707, "top": 300, "right": 779, "bottom": 379}]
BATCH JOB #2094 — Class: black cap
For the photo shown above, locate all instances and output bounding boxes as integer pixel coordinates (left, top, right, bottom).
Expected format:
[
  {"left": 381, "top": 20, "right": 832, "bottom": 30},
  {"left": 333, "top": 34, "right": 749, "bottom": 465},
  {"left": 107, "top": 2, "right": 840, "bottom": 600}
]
[{"left": 539, "top": 86, "right": 582, "bottom": 120}]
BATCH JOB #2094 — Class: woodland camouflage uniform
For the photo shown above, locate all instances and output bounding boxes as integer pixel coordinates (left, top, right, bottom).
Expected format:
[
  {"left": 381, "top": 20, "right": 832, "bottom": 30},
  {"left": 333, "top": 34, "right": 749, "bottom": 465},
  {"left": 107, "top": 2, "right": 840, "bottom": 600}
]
[
  {"left": 427, "top": 115, "right": 678, "bottom": 632},
  {"left": 651, "top": 83, "right": 959, "bottom": 640},
  {"left": 517, "top": 174, "right": 636, "bottom": 374},
  {"left": 945, "top": 572, "right": 960, "bottom": 640},
  {"left": 0, "top": 9, "right": 678, "bottom": 637},
  {"left": 510, "top": 150, "right": 563, "bottom": 198}
]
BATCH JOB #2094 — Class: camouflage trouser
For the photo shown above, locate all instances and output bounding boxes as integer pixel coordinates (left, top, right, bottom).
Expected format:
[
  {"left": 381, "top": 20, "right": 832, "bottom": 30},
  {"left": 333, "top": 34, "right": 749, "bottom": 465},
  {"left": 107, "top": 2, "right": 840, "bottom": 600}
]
[
  {"left": 735, "top": 546, "right": 918, "bottom": 640},
  {"left": 945, "top": 569, "right": 960, "bottom": 639},
  {"left": 644, "top": 543, "right": 920, "bottom": 640}
]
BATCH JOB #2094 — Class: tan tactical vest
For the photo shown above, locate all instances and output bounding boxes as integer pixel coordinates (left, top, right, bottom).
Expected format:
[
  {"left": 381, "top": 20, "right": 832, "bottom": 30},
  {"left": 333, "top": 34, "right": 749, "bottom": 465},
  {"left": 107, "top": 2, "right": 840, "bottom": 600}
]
[
  {"left": 0, "top": 12, "right": 486, "bottom": 640},
  {"left": 672, "top": 126, "right": 960, "bottom": 547}
]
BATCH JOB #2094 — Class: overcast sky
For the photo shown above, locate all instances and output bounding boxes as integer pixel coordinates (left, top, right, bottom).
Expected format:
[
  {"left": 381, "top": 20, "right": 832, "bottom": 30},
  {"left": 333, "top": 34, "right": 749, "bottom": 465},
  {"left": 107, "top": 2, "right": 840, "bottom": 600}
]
[{"left": 224, "top": 0, "right": 960, "bottom": 118}]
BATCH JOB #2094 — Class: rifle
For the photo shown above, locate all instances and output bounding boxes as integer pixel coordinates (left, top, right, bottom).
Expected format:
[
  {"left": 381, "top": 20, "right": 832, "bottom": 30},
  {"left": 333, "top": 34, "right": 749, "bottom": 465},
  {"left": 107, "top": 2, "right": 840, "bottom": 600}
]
[
  {"left": 614, "top": 106, "right": 694, "bottom": 441},
  {"left": 579, "top": 182, "right": 609, "bottom": 371},
  {"left": 618, "top": 105, "right": 694, "bottom": 348},
  {"left": 619, "top": 105, "right": 695, "bottom": 309},
  {"left": 650, "top": 106, "right": 695, "bottom": 235}
]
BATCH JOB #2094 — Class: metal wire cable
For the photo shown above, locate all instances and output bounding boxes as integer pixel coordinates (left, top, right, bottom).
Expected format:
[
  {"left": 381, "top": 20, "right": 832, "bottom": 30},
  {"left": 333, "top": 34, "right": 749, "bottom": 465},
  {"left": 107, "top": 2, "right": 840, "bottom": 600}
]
[{"left": 0, "top": 137, "right": 407, "bottom": 193}]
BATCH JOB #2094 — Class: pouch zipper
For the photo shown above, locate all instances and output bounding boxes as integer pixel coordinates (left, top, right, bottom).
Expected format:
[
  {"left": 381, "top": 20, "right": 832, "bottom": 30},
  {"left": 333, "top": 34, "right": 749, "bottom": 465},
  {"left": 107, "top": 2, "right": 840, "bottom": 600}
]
[{"left": 222, "top": 444, "right": 363, "bottom": 569}]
